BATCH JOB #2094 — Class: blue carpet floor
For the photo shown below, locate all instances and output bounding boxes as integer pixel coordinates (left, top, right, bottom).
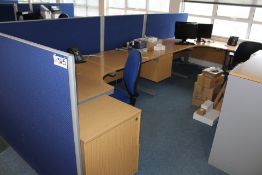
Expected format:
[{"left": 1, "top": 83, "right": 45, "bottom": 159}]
[
  {"left": 0, "top": 137, "right": 7, "bottom": 153},
  {"left": 135, "top": 63, "right": 226, "bottom": 175},
  {"left": 0, "top": 63, "right": 226, "bottom": 175}
]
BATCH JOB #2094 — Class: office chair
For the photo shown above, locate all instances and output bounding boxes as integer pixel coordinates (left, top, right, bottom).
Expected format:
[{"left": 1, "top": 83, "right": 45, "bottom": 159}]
[
  {"left": 59, "top": 13, "right": 69, "bottom": 18},
  {"left": 228, "top": 41, "right": 262, "bottom": 69},
  {"left": 110, "top": 48, "right": 142, "bottom": 106}
]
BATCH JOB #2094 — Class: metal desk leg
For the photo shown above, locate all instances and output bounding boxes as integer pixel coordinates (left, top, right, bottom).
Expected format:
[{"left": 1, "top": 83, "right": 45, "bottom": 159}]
[
  {"left": 172, "top": 49, "right": 192, "bottom": 79},
  {"left": 137, "top": 84, "right": 156, "bottom": 96}
]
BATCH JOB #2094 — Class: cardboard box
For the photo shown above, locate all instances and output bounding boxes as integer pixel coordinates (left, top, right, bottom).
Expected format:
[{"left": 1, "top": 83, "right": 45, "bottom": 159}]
[
  {"left": 147, "top": 39, "right": 162, "bottom": 51},
  {"left": 192, "top": 98, "right": 204, "bottom": 107},
  {"left": 192, "top": 82, "right": 205, "bottom": 100},
  {"left": 203, "top": 85, "right": 222, "bottom": 100},
  {"left": 193, "top": 82, "right": 221, "bottom": 101},
  {"left": 197, "top": 74, "right": 204, "bottom": 85},
  {"left": 215, "top": 96, "right": 224, "bottom": 111},
  {"left": 197, "top": 108, "right": 206, "bottom": 116},
  {"left": 197, "top": 74, "right": 224, "bottom": 89}
]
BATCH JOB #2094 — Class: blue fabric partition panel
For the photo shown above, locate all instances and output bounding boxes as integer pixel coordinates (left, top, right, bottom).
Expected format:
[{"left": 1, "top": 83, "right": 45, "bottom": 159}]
[
  {"left": 0, "top": 17, "right": 100, "bottom": 55},
  {"left": 32, "top": 3, "right": 74, "bottom": 17},
  {"left": 146, "top": 13, "right": 188, "bottom": 39},
  {"left": 0, "top": 33, "right": 78, "bottom": 175},
  {"left": 0, "top": 3, "right": 16, "bottom": 22},
  {"left": 17, "top": 3, "right": 31, "bottom": 12},
  {"left": 105, "top": 15, "right": 144, "bottom": 50}
]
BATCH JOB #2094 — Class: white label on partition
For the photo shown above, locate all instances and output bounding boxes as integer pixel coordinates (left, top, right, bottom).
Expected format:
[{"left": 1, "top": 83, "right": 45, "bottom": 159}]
[{"left": 53, "top": 54, "right": 68, "bottom": 69}]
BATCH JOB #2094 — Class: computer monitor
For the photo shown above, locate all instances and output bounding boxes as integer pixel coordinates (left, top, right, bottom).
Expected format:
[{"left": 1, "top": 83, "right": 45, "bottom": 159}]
[
  {"left": 175, "top": 22, "right": 198, "bottom": 44},
  {"left": 197, "top": 24, "right": 213, "bottom": 42}
]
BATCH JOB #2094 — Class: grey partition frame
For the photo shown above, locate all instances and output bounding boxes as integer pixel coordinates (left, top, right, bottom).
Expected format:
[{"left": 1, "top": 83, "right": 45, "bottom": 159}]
[{"left": 67, "top": 44, "right": 83, "bottom": 175}]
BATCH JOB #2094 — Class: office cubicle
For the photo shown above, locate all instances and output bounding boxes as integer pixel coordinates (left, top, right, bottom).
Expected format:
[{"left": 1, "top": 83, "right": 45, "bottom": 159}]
[
  {"left": 0, "top": 13, "right": 188, "bottom": 54},
  {"left": 0, "top": 13, "right": 188, "bottom": 173},
  {"left": 0, "top": 33, "right": 81, "bottom": 175}
]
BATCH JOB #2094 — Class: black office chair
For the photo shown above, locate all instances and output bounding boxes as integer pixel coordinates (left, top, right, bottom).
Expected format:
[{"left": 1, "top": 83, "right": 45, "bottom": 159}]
[
  {"left": 59, "top": 13, "right": 69, "bottom": 18},
  {"left": 228, "top": 41, "right": 262, "bottom": 70}
]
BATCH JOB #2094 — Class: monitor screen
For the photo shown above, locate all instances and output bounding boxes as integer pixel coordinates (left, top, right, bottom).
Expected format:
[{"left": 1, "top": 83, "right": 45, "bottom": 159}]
[
  {"left": 175, "top": 22, "right": 198, "bottom": 43},
  {"left": 197, "top": 24, "right": 213, "bottom": 42}
]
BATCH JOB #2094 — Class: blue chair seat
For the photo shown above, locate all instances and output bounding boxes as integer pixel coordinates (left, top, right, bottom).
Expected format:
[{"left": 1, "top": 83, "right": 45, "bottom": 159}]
[{"left": 110, "top": 88, "right": 131, "bottom": 104}]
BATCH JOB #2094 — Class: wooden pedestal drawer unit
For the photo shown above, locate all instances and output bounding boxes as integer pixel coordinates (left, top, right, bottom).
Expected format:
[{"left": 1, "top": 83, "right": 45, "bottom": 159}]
[
  {"left": 140, "top": 53, "right": 173, "bottom": 82},
  {"left": 78, "top": 96, "right": 142, "bottom": 175}
]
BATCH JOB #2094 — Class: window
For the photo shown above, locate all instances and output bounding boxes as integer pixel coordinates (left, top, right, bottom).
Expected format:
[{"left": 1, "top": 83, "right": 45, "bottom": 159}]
[
  {"left": 250, "top": 24, "right": 262, "bottom": 41},
  {"left": 74, "top": 0, "right": 99, "bottom": 17},
  {"left": 31, "top": 0, "right": 56, "bottom": 2},
  {"left": 184, "top": 2, "right": 213, "bottom": 16},
  {"left": 128, "top": 0, "right": 146, "bottom": 9},
  {"left": 105, "top": 0, "right": 170, "bottom": 16},
  {"left": 213, "top": 19, "right": 248, "bottom": 38},
  {"left": 187, "top": 16, "right": 212, "bottom": 24},
  {"left": 216, "top": 5, "right": 250, "bottom": 19},
  {"left": 183, "top": 2, "right": 262, "bottom": 41},
  {"left": 254, "top": 8, "right": 262, "bottom": 22},
  {"left": 63, "top": 0, "right": 74, "bottom": 3},
  {"left": 108, "top": 0, "right": 125, "bottom": 8},
  {"left": 148, "top": 0, "right": 170, "bottom": 12}
]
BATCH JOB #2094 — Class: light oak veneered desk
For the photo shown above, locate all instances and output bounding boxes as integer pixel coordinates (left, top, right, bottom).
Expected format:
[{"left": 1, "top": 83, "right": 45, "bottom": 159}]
[
  {"left": 76, "top": 60, "right": 115, "bottom": 104},
  {"left": 77, "top": 40, "right": 236, "bottom": 102},
  {"left": 76, "top": 39, "right": 236, "bottom": 175}
]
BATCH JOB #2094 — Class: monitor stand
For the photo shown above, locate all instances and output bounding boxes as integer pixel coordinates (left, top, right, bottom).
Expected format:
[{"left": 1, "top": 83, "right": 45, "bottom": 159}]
[
  {"left": 196, "top": 37, "right": 206, "bottom": 43},
  {"left": 176, "top": 39, "right": 195, "bottom": 45}
]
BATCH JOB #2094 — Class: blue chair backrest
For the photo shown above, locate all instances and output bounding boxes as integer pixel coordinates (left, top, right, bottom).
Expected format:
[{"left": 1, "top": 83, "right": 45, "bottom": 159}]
[{"left": 123, "top": 48, "right": 142, "bottom": 96}]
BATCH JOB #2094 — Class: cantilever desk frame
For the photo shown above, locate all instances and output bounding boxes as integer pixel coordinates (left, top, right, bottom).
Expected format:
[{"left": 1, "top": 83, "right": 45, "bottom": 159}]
[{"left": 76, "top": 39, "right": 236, "bottom": 104}]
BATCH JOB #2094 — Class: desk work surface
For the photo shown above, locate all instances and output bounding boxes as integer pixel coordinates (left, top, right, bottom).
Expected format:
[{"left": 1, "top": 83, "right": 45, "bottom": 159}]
[
  {"left": 76, "top": 61, "right": 114, "bottom": 104},
  {"left": 76, "top": 39, "right": 235, "bottom": 103},
  {"left": 230, "top": 50, "right": 262, "bottom": 83},
  {"left": 195, "top": 40, "right": 236, "bottom": 52},
  {"left": 87, "top": 40, "right": 194, "bottom": 70},
  {"left": 84, "top": 39, "right": 233, "bottom": 72},
  {"left": 78, "top": 95, "right": 141, "bottom": 143}
]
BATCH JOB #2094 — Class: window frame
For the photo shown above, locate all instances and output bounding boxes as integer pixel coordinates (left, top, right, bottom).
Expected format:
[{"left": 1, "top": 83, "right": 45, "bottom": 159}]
[
  {"left": 74, "top": 0, "right": 100, "bottom": 17},
  {"left": 105, "top": 0, "right": 170, "bottom": 16},
  {"left": 182, "top": 2, "right": 262, "bottom": 41}
]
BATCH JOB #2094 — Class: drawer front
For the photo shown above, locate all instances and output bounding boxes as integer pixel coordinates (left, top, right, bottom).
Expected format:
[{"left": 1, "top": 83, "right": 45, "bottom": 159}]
[
  {"left": 140, "top": 53, "right": 173, "bottom": 82},
  {"left": 82, "top": 114, "right": 141, "bottom": 175}
]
